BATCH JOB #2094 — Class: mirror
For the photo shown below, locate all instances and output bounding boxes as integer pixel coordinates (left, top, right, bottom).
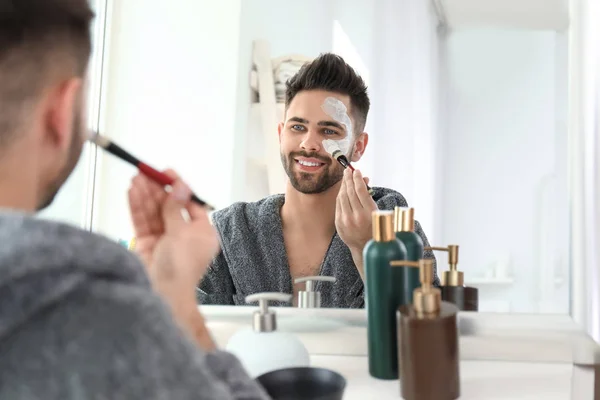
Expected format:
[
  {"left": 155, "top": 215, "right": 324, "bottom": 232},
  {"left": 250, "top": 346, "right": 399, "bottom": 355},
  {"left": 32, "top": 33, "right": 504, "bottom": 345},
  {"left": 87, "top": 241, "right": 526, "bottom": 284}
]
[
  {"left": 41, "top": 0, "right": 598, "bottom": 335},
  {"left": 441, "top": 27, "right": 569, "bottom": 314}
]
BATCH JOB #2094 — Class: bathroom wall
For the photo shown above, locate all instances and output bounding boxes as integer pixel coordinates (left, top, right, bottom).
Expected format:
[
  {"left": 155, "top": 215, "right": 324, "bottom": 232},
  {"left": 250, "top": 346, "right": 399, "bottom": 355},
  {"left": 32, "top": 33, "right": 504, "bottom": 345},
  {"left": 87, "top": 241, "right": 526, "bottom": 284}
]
[{"left": 440, "top": 28, "right": 570, "bottom": 313}]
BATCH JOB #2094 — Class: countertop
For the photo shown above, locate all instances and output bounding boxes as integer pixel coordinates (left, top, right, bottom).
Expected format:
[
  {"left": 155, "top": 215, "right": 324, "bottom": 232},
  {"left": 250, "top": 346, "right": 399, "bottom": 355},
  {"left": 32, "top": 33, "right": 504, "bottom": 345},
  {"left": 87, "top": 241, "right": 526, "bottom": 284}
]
[
  {"left": 310, "top": 355, "right": 572, "bottom": 399},
  {"left": 202, "top": 306, "right": 598, "bottom": 398}
]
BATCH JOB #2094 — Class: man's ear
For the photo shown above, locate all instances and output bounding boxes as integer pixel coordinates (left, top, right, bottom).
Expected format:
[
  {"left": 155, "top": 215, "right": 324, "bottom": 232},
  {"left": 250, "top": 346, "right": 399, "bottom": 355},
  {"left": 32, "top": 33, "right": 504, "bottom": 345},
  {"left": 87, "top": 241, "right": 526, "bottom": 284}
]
[
  {"left": 351, "top": 132, "right": 369, "bottom": 162},
  {"left": 43, "top": 77, "right": 83, "bottom": 150},
  {"left": 277, "top": 121, "right": 284, "bottom": 144}
]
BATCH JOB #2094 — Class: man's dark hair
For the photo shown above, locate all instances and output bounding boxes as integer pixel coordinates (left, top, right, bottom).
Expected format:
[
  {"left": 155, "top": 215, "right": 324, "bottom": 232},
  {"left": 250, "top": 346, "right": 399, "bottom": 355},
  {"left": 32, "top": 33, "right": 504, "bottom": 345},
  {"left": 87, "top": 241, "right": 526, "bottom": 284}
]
[
  {"left": 285, "top": 53, "right": 370, "bottom": 135},
  {"left": 0, "top": 0, "right": 94, "bottom": 143}
]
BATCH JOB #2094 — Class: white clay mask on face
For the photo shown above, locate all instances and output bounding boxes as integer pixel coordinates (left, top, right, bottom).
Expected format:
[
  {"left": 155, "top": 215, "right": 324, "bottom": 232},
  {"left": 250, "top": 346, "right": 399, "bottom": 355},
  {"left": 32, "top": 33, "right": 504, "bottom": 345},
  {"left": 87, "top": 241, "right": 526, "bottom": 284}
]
[
  {"left": 322, "top": 139, "right": 341, "bottom": 156},
  {"left": 321, "top": 97, "right": 353, "bottom": 155}
]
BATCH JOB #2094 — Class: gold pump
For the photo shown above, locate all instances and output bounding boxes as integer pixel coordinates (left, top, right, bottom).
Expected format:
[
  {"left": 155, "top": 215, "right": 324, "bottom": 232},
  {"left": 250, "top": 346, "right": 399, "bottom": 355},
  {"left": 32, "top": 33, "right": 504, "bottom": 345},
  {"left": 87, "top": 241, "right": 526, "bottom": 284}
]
[
  {"left": 389, "top": 259, "right": 440, "bottom": 312},
  {"left": 393, "top": 207, "right": 415, "bottom": 232},
  {"left": 372, "top": 211, "right": 395, "bottom": 242},
  {"left": 413, "top": 259, "right": 441, "bottom": 315},
  {"left": 389, "top": 260, "right": 420, "bottom": 268},
  {"left": 425, "top": 245, "right": 463, "bottom": 287}
]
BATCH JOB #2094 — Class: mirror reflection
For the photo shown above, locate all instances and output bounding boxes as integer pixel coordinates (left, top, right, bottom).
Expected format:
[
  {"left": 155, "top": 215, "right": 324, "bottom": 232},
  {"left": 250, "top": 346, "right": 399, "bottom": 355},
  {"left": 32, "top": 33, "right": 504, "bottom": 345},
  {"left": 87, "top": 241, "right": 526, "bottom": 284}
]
[{"left": 44, "top": 0, "right": 570, "bottom": 314}]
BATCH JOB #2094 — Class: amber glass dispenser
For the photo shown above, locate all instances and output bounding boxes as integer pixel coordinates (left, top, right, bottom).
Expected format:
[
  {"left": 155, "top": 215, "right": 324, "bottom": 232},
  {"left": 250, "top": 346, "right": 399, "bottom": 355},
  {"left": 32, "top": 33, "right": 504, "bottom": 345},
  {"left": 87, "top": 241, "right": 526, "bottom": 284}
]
[{"left": 398, "top": 259, "right": 460, "bottom": 400}]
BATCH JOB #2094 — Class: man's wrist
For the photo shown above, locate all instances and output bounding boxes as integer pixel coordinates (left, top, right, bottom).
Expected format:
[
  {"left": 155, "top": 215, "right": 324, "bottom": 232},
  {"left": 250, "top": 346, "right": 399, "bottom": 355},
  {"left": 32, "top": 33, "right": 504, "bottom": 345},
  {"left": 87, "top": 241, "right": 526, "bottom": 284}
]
[
  {"left": 185, "top": 307, "right": 217, "bottom": 352},
  {"left": 350, "top": 245, "right": 366, "bottom": 264},
  {"left": 151, "top": 280, "right": 217, "bottom": 351},
  {"left": 349, "top": 245, "right": 362, "bottom": 256},
  {"left": 349, "top": 246, "right": 366, "bottom": 281},
  {"left": 172, "top": 297, "right": 217, "bottom": 351}
]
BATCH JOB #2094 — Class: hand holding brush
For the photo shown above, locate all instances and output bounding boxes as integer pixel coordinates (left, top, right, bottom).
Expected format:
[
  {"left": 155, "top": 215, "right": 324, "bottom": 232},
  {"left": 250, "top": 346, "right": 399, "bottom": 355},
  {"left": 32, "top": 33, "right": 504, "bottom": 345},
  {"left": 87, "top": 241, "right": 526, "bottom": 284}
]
[
  {"left": 88, "top": 132, "right": 214, "bottom": 211},
  {"left": 323, "top": 139, "right": 375, "bottom": 196}
]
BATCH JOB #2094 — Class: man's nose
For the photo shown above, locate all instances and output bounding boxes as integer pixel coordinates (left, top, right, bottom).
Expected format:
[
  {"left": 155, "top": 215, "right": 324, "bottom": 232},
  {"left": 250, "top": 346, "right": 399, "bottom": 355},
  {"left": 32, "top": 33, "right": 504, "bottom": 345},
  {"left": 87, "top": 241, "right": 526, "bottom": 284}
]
[{"left": 300, "top": 129, "right": 321, "bottom": 152}]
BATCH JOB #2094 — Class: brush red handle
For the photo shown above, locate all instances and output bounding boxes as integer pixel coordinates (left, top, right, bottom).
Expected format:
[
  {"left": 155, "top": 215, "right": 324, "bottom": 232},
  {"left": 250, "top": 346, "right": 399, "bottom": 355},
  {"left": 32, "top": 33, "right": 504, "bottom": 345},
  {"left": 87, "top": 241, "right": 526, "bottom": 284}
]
[
  {"left": 138, "top": 162, "right": 175, "bottom": 186},
  {"left": 137, "top": 162, "right": 213, "bottom": 210}
]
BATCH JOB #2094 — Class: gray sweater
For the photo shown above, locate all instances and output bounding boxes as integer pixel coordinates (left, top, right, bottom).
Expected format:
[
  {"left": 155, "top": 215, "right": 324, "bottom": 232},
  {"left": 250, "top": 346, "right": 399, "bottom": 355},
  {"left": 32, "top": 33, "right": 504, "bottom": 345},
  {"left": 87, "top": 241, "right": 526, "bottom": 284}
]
[
  {"left": 0, "top": 210, "right": 269, "bottom": 399},
  {"left": 198, "top": 187, "right": 439, "bottom": 307}
]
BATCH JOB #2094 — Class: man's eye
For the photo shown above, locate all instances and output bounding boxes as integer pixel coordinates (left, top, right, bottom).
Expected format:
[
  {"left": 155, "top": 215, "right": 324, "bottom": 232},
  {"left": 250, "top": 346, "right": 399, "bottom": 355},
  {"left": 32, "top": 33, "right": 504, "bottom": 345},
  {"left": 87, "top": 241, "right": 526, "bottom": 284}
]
[{"left": 291, "top": 125, "right": 305, "bottom": 131}]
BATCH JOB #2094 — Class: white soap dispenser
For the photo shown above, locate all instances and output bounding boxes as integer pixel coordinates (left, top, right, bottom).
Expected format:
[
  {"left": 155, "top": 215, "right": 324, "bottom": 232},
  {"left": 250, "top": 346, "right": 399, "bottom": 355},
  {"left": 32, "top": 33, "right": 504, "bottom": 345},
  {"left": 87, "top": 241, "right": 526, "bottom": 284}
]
[
  {"left": 225, "top": 292, "right": 311, "bottom": 378},
  {"left": 294, "top": 276, "right": 337, "bottom": 308}
]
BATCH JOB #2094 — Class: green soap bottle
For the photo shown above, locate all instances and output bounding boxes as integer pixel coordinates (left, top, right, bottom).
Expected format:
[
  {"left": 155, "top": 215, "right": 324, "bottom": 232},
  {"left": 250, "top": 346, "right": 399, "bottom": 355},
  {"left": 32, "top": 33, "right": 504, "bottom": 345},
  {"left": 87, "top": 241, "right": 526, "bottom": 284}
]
[
  {"left": 363, "top": 210, "right": 408, "bottom": 380},
  {"left": 393, "top": 207, "right": 423, "bottom": 306}
]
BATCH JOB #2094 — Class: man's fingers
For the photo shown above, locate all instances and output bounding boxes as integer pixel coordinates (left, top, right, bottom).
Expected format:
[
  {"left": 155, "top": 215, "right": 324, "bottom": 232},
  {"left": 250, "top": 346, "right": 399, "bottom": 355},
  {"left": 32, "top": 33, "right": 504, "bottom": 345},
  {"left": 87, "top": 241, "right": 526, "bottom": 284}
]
[
  {"left": 162, "top": 180, "right": 192, "bottom": 233},
  {"left": 338, "top": 174, "right": 353, "bottom": 215},
  {"left": 344, "top": 168, "right": 362, "bottom": 210},
  {"left": 186, "top": 203, "right": 211, "bottom": 224},
  {"left": 163, "top": 169, "right": 179, "bottom": 179},
  {"left": 129, "top": 174, "right": 164, "bottom": 236},
  {"left": 163, "top": 169, "right": 181, "bottom": 187},
  {"left": 353, "top": 170, "right": 372, "bottom": 209}
]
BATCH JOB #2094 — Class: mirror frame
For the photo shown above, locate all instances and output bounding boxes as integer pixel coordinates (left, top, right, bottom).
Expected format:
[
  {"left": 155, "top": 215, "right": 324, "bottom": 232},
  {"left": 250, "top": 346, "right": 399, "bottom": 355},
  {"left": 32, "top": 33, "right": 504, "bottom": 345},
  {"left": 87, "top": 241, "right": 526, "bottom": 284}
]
[
  {"left": 567, "top": 0, "right": 600, "bottom": 345},
  {"left": 83, "top": 0, "right": 112, "bottom": 232}
]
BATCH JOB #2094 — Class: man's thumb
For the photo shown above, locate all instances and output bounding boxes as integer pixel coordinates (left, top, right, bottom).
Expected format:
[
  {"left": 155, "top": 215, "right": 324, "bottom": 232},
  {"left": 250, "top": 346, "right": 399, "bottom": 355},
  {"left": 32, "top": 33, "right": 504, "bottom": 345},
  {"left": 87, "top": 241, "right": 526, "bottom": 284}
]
[{"left": 162, "top": 181, "right": 192, "bottom": 231}]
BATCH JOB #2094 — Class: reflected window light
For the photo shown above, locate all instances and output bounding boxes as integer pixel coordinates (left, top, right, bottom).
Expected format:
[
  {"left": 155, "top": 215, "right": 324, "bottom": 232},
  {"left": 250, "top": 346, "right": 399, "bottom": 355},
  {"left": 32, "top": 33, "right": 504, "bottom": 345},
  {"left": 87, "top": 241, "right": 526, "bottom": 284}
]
[{"left": 332, "top": 20, "right": 370, "bottom": 87}]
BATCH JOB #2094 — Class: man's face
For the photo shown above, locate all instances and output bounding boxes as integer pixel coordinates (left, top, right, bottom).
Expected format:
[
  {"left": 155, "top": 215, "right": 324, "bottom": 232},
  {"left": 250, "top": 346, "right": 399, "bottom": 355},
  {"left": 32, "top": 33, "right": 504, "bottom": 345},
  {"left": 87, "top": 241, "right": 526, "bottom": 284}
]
[
  {"left": 37, "top": 87, "right": 87, "bottom": 211},
  {"left": 279, "top": 90, "right": 356, "bottom": 195}
]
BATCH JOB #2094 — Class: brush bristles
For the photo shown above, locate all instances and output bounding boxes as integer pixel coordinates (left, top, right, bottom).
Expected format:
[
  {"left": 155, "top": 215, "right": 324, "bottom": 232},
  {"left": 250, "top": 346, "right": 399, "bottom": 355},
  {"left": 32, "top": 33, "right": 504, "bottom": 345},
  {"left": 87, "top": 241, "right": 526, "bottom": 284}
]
[
  {"left": 88, "top": 132, "right": 110, "bottom": 149},
  {"left": 331, "top": 150, "right": 343, "bottom": 159}
]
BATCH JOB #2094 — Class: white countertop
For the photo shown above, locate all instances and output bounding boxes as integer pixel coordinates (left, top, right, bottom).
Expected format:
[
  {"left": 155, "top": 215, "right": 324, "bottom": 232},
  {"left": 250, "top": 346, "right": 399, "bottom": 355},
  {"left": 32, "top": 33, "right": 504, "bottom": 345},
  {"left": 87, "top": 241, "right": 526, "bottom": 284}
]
[
  {"left": 202, "top": 306, "right": 596, "bottom": 398},
  {"left": 310, "top": 355, "right": 572, "bottom": 399}
]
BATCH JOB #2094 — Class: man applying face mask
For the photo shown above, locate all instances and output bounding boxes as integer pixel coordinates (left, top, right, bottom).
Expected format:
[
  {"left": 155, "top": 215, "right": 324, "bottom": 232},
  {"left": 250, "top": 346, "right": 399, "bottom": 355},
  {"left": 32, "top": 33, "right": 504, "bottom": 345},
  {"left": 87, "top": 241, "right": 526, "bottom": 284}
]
[
  {"left": 199, "top": 53, "right": 440, "bottom": 307},
  {"left": 0, "top": 1, "right": 269, "bottom": 398}
]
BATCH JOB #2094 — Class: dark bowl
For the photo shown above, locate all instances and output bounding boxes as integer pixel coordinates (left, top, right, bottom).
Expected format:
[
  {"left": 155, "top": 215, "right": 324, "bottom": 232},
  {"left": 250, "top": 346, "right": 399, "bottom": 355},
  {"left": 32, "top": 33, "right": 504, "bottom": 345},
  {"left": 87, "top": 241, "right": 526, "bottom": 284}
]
[{"left": 256, "top": 367, "right": 347, "bottom": 400}]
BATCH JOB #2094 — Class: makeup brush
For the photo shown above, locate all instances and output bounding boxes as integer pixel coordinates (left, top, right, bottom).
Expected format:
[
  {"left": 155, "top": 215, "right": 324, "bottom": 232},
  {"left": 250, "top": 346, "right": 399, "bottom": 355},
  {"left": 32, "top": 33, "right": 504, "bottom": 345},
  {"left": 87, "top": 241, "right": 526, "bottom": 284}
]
[
  {"left": 322, "top": 140, "right": 375, "bottom": 196},
  {"left": 88, "top": 132, "right": 214, "bottom": 211}
]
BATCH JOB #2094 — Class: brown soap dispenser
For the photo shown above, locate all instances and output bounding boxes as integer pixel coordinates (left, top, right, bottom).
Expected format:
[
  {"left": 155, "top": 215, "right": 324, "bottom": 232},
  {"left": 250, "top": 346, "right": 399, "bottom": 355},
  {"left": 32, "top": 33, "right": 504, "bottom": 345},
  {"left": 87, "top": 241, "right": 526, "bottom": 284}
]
[
  {"left": 425, "top": 245, "right": 478, "bottom": 311},
  {"left": 398, "top": 259, "right": 460, "bottom": 400}
]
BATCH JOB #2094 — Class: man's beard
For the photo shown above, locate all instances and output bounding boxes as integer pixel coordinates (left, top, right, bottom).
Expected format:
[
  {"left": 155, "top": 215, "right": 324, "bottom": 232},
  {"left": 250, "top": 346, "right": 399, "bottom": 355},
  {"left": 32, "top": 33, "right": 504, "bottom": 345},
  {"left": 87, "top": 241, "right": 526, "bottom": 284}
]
[
  {"left": 37, "top": 109, "right": 86, "bottom": 211},
  {"left": 281, "top": 150, "right": 347, "bottom": 194}
]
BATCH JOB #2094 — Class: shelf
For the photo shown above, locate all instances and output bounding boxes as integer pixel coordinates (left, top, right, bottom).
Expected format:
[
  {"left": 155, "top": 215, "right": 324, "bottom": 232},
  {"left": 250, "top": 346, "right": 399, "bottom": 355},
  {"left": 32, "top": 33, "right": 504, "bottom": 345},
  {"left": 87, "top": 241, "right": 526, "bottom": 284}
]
[
  {"left": 251, "top": 102, "right": 286, "bottom": 112},
  {"left": 466, "top": 277, "right": 565, "bottom": 286},
  {"left": 466, "top": 278, "right": 515, "bottom": 285}
]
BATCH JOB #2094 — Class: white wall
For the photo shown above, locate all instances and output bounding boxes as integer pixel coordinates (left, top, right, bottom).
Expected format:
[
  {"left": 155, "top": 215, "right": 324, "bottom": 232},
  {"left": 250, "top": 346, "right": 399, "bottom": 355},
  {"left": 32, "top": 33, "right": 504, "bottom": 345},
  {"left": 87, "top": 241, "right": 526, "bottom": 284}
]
[
  {"left": 369, "top": 0, "right": 442, "bottom": 245},
  {"left": 92, "top": 0, "right": 242, "bottom": 241},
  {"left": 441, "top": 28, "right": 570, "bottom": 313}
]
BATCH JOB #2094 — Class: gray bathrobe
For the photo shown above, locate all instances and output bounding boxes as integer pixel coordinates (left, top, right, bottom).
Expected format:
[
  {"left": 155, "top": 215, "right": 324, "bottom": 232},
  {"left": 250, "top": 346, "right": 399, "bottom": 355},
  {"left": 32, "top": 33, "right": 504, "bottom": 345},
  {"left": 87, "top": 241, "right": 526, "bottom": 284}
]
[
  {"left": 0, "top": 210, "right": 269, "bottom": 399},
  {"left": 199, "top": 187, "right": 439, "bottom": 307}
]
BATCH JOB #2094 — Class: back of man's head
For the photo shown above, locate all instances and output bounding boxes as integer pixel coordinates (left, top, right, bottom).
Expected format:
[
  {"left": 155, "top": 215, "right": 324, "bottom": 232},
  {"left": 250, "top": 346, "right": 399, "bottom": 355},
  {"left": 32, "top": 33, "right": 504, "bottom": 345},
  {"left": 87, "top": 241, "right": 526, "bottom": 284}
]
[{"left": 0, "top": 0, "right": 94, "bottom": 146}]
